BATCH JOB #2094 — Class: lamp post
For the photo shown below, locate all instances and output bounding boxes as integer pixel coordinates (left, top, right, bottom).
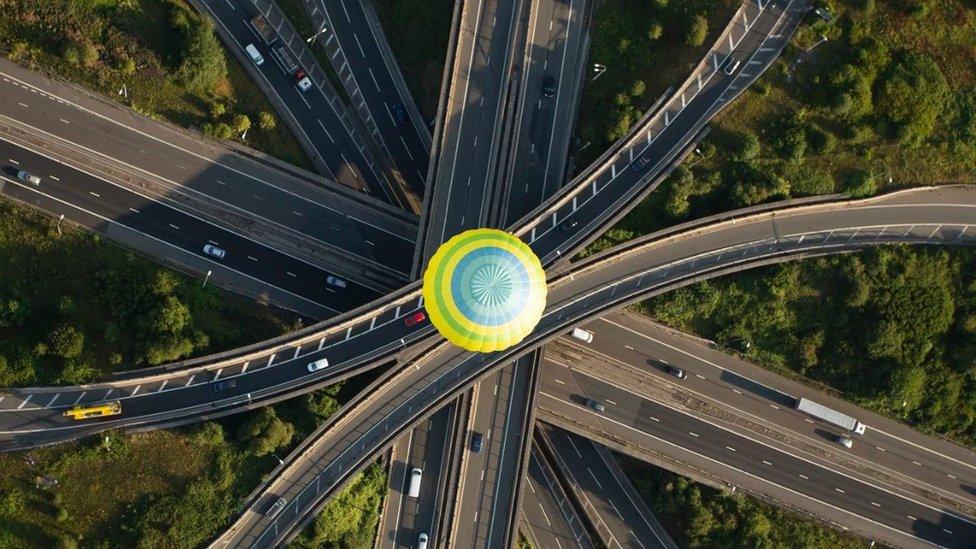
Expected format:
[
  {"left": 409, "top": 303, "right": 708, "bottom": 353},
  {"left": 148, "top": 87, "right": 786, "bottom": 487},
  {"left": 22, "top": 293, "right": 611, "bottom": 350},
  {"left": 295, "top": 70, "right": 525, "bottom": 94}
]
[
  {"left": 591, "top": 64, "right": 607, "bottom": 82},
  {"left": 203, "top": 269, "right": 212, "bottom": 287},
  {"left": 805, "top": 34, "right": 828, "bottom": 52},
  {"left": 306, "top": 24, "right": 328, "bottom": 44},
  {"left": 56, "top": 214, "right": 64, "bottom": 236}
]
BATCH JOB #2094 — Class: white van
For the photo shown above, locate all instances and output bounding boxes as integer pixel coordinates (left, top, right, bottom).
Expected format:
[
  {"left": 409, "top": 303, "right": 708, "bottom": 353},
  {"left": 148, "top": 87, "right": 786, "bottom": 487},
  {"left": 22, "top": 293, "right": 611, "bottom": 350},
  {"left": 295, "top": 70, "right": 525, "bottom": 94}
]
[
  {"left": 571, "top": 328, "right": 594, "bottom": 344},
  {"left": 416, "top": 533, "right": 429, "bottom": 549},
  {"left": 245, "top": 43, "right": 264, "bottom": 66},
  {"left": 407, "top": 467, "right": 422, "bottom": 498},
  {"left": 307, "top": 358, "right": 329, "bottom": 373}
]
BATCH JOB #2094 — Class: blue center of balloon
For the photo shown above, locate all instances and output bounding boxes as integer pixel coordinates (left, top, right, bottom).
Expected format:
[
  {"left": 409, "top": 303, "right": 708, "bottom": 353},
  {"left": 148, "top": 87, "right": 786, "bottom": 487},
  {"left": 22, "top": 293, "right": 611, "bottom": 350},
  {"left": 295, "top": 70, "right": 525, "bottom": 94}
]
[{"left": 450, "top": 246, "right": 530, "bottom": 327}]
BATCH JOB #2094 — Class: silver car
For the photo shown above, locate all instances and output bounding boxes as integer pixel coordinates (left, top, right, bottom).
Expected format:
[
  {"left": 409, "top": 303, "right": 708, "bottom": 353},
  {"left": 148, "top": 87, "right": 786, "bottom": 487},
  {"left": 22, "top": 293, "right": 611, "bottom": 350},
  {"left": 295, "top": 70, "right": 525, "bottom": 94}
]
[
  {"left": 17, "top": 170, "right": 41, "bottom": 185},
  {"left": 203, "top": 244, "right": 226, "bottom": 259}
]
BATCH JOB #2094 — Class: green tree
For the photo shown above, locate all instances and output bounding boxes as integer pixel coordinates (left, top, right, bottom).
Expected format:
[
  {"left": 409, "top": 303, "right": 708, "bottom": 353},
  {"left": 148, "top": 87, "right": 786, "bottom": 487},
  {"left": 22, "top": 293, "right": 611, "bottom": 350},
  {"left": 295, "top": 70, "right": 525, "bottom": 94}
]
[
  {"left": 662, "top": 165, "right": 695, "bottom": 217},
  {"left": 175, "top": 18, "right": 228, "bottom": 93},
  {"left": 145, "top": 296, "right": 191, "bottom": 334},
  {"left": 729, "top": 130, "right": 760, "bottom": 161},
  {"left": 647, "top": 21, "right": 663, "bottom": 41},
  {"left": 120, "top": 57, "right": 137, "bottom": 75},
  {"left": 258, "top": 111, "right": 277, "bottom": 131},
  {"left": 888, "top": 365, "right": 926, "bottom": 412},
  {"left": 209, "top": 102, "right": 226, "bottom": 120},
  {"left": 875, "top": 52, "right": 947, "bottom": 146},
  {"left": 48, "top": 324, "right": 84, "bottom": 359},
  {"left": 237, "top": 407, "right": 294, "bottom": 456},
  {"left": 841, "top": 169, "right": 875, "bottom": 197},
  {"left": 686, "top": 15, "right": 709, "bottom": 47},
  {"left": 629, "top": 80, "right": 646, "bottom": 97},
  {"left": 232, "top": 114, "right": 251, "bottom": 134}
]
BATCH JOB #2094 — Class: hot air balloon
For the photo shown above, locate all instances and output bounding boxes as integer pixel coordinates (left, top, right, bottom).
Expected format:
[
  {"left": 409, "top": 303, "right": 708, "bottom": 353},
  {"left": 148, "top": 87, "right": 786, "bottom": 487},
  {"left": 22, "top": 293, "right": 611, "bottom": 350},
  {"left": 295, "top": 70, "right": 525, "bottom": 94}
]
[{"left": 422, "top": 229, "right": 546, "bottom": 353}]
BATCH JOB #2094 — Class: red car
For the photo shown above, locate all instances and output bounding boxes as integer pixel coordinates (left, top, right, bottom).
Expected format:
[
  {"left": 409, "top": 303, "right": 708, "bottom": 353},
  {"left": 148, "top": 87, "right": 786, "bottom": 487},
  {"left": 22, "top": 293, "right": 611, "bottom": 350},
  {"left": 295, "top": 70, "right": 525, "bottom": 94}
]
[{"left": 405, "top": 311, "right": 426, "bottom": 327}]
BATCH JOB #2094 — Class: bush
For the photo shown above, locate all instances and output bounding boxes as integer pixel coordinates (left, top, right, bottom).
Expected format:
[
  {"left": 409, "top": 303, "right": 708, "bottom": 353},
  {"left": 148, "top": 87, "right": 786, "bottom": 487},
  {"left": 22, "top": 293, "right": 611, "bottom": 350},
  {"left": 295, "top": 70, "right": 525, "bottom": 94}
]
[
  {"left": 237, "top": 407, "right": 294, "bottom": 456},
  {"left": 258, "top": 111, "right": 277, "bottom": 131},
  {"left": 61, "top": 42, "right": 80, "bottom": 65},
  {"left": 48, "top": 324, "right": 84, "bottom": 359},
  {"left": 730, "top": 130, "right": 760, "bottom": 161},
  {"left": 78, "top": 41, "right": 98, "bottom": 68},
  {"left": 647, "top": 21, "right": 663, "bottom": 41},
  {"left": 629, "top": 80, "right": 646, "bottom": 97},
  {"left": 172, "top": 9, "right": 227, "bottom": 93},
  {"left": 232, "top": 114, "right": 251, "bottom": 134},
  {"left": 875, "top": 51, "right": 948, "bottom": 146},
  {"left": 686, "top": 15, "right": 709, "bottom": 47},
  {"left": 806, "top": 124, "right": 836, "bottom": 154},
  {"left": 209, "top": 103, "right": 226, "bottom": 120},
  {"left": 841, "top": 169, "right": 876, "bottom": 197},
  {"left": 119, "top": 57, "right": 137, "bottom": 75}
]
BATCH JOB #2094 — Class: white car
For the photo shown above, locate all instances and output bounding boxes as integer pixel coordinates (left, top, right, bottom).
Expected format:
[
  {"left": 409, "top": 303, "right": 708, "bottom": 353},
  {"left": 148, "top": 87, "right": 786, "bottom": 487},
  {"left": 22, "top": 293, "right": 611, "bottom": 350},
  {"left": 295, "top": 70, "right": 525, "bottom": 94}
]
[
  {"left": 203, "top": 244, "right": 226, "bottom": 259},
  {"left": 307, "top": 358, "right": 329, "bottom": 373},
  {"left": 326, "top": 275, "right": 347, "bottom": 289}
]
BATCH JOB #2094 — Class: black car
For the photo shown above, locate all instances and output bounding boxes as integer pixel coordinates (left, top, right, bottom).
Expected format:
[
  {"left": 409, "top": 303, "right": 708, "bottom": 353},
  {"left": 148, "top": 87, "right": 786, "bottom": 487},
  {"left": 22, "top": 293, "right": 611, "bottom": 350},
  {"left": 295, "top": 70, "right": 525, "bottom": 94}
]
[
  {"left": 663, "top": 363, "right": 688, "bottom": 380},
  {"left": 470, "top": 431, "right": 485, "bottom": 453},
  {"left": 212, "top": 379, "right": 237, "bottom": 392},
  {"left": 584, "top": 398, "right": 606, "bottom": 413},
  {"left": 391, "top": 102, "right": 408, "bottom": 126},
  {"left": 543, "top": 74, "right": 557, "bottom": 98}
]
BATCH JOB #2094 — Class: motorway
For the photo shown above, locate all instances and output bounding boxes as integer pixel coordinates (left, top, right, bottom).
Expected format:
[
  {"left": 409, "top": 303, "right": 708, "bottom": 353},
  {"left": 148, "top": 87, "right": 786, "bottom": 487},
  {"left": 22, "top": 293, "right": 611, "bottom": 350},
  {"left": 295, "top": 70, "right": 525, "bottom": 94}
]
[
  {"left": 562, "top": 312, "right": 976, "bottom": 516},
  {"left": 521, "top": 444, "right": 595, "bottom": 548},
  {"left": 537, "top": 367, "right": 976, "bottom": 548},
  {"left": 0, "top": 57, "right": 416, "bottom": 282},
  {"left": 210, "top": 186, "right": 976, "bottom": 547},
  {"left": 298, "top": 0, "right": 432, "bottom": 194},
  {"left": 539, "top": 423, "right": 677, "bottom": 549},
  {"left": 196, "top": 0, "right": 397, "bottom": 201}
]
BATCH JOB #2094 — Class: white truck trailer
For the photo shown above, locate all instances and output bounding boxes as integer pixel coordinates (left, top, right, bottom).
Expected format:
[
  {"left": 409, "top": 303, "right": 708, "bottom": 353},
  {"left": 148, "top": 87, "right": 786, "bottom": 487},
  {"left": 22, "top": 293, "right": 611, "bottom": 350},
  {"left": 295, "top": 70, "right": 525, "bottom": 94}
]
[{"left": 795, "top": 397, "right": 866, "bottom": 434}]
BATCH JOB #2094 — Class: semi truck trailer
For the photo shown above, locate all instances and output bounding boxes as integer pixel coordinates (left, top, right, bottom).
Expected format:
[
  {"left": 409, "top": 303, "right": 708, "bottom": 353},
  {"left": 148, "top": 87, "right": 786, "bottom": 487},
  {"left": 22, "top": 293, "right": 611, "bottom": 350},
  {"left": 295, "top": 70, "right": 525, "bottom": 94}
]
[{"left": 795, "top": 397, "right": 866, "bottom": 434}]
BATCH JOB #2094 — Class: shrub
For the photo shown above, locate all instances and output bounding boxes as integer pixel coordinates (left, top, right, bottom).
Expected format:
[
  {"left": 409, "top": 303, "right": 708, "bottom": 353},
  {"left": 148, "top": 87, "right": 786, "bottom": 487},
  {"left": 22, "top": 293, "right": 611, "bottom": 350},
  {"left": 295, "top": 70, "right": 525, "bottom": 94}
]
[
  {"left": 629, "top": 80, "right": 646, "bottom": 97},
  {"left": 258, "top": 111, "right": 277, "bottom": 131},
  {"left": 806, "top": 124, "right": 836, "bottom": 154},
  {"left": 841, "top": 169, "right": 875, "bottom": 197},
  {"left": 686, "top": 15, "right": 708, "bottom": 47},
  {"left": 119, "top": 57, "right": 136, "bottom": 75},
  {"left": 78, "top": 41, "right": 98, "bottom": 68},
  {"left": 237, "top": 407, "right": 294, "bottom": 455},
  {"left": 647, "top": 21, "right": 663, "bottom": 41},
  {"left": 729, "top": 130, "right": 760, "bottom": 161},
  {"left": 231, "top": 114, "right": 251, "bottom": 134},
  {"left": 48, "top": 324, "right": 84, "bottom": 359},
  {"left": 172, "top": 11, "right": 227, "bottom": 93},
  {"left": 875, "top": 51, "right": 948, "bottom": 146},
  {"left": 61, "top": 42, "right": 80, "bottom": 65},
  {"left": 209, "top": 103, "right": 226, "bottom": 120}
]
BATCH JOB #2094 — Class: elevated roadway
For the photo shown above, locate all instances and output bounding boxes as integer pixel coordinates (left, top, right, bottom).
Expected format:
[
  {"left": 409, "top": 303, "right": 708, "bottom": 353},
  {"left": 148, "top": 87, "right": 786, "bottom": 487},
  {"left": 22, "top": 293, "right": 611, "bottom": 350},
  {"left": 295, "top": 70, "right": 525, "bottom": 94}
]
[
  {"left": 521, "top": 442, "right": 595, "bottom": 549},
  {"left": 210, "top": 186, "right": 976, "bottom": 547}
]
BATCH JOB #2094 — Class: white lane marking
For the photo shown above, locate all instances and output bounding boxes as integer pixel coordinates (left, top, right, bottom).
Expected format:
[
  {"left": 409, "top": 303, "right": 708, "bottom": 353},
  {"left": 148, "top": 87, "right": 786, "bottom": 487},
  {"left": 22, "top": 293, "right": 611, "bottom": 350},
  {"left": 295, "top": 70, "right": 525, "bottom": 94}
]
[
  {"left": 798, "top": 474, "right": 809, "bottom": 480},
  {"left": 871, "top": 501, "right": 881, "bottom": 507},
  {"left": 689, "top": 432, "right": 699, "bottom": 437},
  {"left": 293, "top": 346, "right": 301, "bottom": 359},
  {"left": 129, "top": 207, "right": 140, "bottom": 214},
  {"left": 586, "top": 467, "right": 604, "bottom": 490},
  {"left": 131, "top": 385, "right": 141, "bottom": 396},
  {"left": 17, "top": 395, "right": 32, "bottom": 409},
  {"left": 835, "top": 488, "right": 845, "bottom": 494},
  {"left": 317, "top": 119, "right": 335, "bottom": 143},
  {"left": 554, "top": 379, "right": 565, "bottom": 384},
  {"left": 49, "top": 175, "right": 60, "bottom": 181},
  {"left": 8, "top": 159, "right": 18, "bottom": 165},
  {"left": 605, "top": 398, "right": 617, "bottom": 405},
  {"left": 213, "top": 368, "right": 223, "bottom": 381},
  {"left": 47, "top": 394, "right": 61, "bottom": 407},
  {"left": 168, "top": 223, "right": 179, "bottom": 230},
  {"left": 726, "top": 446, "right": 736, "bottom": 452},
  {"left": 566, "top": 435, "right": 582, "bottom": 457},
  {"left": 89, "top": 191, "right": 100, "bottom": 198},
  {"left": 266, "top": 353, "right": 276, "bottom": 367},
  {"left": 60, "top": 118, "right": 70, "bottom": 124},
  {"left": 242, "top": 361, "right": 249, "bottom": 373},
  {"left": 762, "top": 460, "right": 773, "bottom": 465},
  {"left": 73, "top": 392, "right": 86, "bottom": 405},
  {"left": 185, "top": 375, "right": 195, "bottom": 387},
  {"left": 158, "top": 380, "right": 168, "bottom": 392}
]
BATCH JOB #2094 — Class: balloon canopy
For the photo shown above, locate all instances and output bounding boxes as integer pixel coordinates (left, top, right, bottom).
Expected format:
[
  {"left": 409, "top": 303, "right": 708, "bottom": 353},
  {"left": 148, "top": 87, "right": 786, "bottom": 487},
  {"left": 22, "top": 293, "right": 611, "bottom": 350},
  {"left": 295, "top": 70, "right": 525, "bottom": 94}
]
[{"left": 422, "top": 229, "right": 546, "bottom": 353}]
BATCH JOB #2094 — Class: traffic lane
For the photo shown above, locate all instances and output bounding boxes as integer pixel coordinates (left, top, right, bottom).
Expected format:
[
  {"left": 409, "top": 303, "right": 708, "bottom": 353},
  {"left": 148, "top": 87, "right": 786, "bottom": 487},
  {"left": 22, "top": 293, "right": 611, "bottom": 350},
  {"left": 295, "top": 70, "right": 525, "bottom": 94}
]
[
  {"left": 0, "top": 63, "right": 415, "bottom": 274},
  {"left": 0, "top": 138, "right": 377, "bottom": 310},
  {"left": 202, "top": 0, "right": 386, "bottom": 195},
  {"left": 544, "top": 426, "right": 653, "bottom": 549},
  {"left": 545, "top": 425, "right": 672, "bottom": 549},
  {"left": 397, "top": 407, "right": 451, "bottom": 547},
  {"left": 539, "top": 371, "right": 976, "bottom": 548},
  {"left": 507, "top": 0, "right": 581, "bottom": 222},
  {"left": 582, "top": 314, "right": 976, "bottom": 502},
  {"left": 522, "top": 448, "right": 593, "bottom": 548},
  {"left": 309, "top": 0, "right": 430, "bottom": 191},
  {"left": 524, "top": 0, "right": 792, "bottom": 259}
]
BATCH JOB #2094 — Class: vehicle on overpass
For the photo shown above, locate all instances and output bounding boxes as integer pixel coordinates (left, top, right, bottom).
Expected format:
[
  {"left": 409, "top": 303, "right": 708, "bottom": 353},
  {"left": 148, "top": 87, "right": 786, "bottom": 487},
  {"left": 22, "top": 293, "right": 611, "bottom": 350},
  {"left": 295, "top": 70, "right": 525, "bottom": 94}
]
[
  {"left": 62, "top": 400, "right": 122, "bottom": 420},
  {"left": 795, "top": 397, "right": 866, "bottom": 434},
  {"left": 250, "top": 14, "right": 277, "bottom": 44}
]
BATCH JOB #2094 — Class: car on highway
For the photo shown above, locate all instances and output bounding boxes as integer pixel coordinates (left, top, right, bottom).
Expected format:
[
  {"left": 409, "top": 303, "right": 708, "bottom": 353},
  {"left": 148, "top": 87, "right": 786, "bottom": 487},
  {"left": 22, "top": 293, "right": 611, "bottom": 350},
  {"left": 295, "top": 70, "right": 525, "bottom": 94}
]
[
  {"left": 405, "top": 311, "right": 426, "bottom": 327},
  {"left": 244, "top": 43, "right": 264, "bottom": 66},
  {"left": 212, "top": 379, "right": 237, "bottom": 392},
  {"left": 294, "top": 69, "right": 313, "bottom": 92},
  {"left": 722, "top": 55, "right": 741, "bottom": 75},
  {"left": 835, "top": 434, "right": 854, "bottom": 449},
  {"left": 630, "top": 156, "right": 652, "bottom": 173},
  {"left": 307, "top": 358, "right": 329, "bottom": 373},
  {"left": 470, "top": 431, "right": 484, "bottom": 453},
  {"left": 326, "top": 275, "right": 347, "bottom": 289},
  {"left": 391, "top": 101, "right": 408, "bottom": 126},
  {"left": 16, "top": 170, "right": 41, "bottom": 186},
  {"left": 416, "top": 532, "right": 429, "bottom": 549},
  {"left": 543, "top": 74, "right": 557, "bottom": 98},
  {"left": 265, "top": 497, "right": 287, "bottom": 517},
  {"left": 663, "top": 362, "right": 688, "bottom": 380},
  {"left": 571, "top": 328, "right": 594, "bottom": 344},
  {"left": 556, "top": 219, "right": 579, "bottom": 233},
  {"left": 584, "top": 398, "right": 606, "bottom": 413},
  {"left": 408, "top": 467, "right": 423, "bottom": 498},
  {"left": 203, "top": 244, "right": 226, "bottom": 259}
]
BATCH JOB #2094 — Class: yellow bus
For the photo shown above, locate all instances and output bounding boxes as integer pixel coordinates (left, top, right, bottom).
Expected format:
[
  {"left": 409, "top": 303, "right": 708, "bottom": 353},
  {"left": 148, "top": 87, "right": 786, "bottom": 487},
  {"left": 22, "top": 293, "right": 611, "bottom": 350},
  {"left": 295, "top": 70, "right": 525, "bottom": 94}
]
[{"left": 62, "top": 400, "right": 122, "bottom": 420}]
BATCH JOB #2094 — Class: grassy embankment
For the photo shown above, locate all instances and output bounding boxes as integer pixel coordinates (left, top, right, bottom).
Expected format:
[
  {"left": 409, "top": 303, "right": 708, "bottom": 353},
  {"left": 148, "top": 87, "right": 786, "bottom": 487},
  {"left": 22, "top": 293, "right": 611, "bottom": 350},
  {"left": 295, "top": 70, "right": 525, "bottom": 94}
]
[
  {"left": 373, "top": 0, "right": 454, "bottom": 119},
  {"left": 0, "top": 0, "right": 311, "bottom": 168}
]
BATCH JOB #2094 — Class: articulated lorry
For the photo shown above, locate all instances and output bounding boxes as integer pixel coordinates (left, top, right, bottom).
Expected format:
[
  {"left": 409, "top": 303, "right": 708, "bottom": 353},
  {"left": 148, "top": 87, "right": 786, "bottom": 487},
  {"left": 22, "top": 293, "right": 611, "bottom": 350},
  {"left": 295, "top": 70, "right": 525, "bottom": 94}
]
[{"left": 794, "top": 397, "right": 866, "bottom": 434}]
